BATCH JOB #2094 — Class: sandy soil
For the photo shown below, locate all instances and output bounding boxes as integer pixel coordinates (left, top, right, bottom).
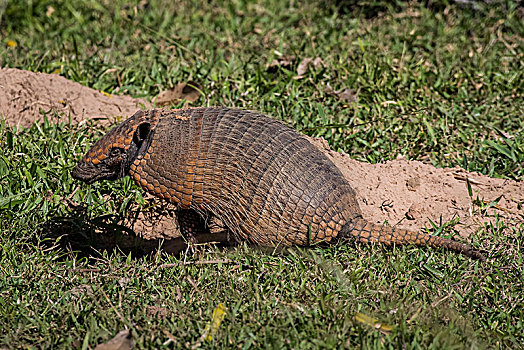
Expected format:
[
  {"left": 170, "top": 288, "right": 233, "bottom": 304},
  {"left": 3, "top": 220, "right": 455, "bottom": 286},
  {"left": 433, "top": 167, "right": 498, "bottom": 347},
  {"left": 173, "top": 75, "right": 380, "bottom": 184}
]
[
  {"left": 2, "top": 68, "right": 522, "bottom": 248},
  {"left": 0, "top": 68, "right": 151, "bottom": 128},
  {"left": 311, "top": 138, "right": 523, "bottom": 239}
]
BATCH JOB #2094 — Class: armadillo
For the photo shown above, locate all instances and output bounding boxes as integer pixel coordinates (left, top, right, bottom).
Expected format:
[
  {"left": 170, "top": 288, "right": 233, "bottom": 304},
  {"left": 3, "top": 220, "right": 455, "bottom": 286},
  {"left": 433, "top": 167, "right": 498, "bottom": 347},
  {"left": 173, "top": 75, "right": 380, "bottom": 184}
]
[{"left": 72, "top": 107, "right": 484, "bottom": 260}]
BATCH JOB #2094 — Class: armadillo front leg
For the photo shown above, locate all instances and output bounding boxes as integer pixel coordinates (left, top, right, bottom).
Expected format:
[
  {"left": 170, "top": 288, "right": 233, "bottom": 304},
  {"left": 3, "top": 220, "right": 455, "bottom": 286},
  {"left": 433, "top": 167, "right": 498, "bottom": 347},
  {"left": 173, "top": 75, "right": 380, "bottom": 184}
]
[
  {"left": 176, "top": 210, "right": 231, "bottom": 244},
  {"left": 176, "top": 210, "right": 209, "bottom": 244}
]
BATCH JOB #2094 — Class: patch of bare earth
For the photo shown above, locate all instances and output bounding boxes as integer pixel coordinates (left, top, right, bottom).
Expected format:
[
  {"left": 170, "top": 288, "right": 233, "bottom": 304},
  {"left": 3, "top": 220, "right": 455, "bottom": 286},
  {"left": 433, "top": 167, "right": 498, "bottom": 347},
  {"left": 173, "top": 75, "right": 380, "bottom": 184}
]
[
  {"left": 0, "top": 68, "right": 151, "bottom": 128},
  {"left": 310, "top": 138, "right": 523, "bottom": 239},
  {"left": 4, "top": 68, "right": 522, "bottom": 249}
]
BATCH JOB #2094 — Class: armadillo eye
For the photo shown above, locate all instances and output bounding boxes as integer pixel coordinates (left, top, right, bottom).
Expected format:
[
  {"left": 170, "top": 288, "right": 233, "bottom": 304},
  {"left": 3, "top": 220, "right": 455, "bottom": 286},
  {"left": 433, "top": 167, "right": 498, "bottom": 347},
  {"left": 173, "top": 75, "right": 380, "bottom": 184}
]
[{"left": 110, "top": 148, "right": 124, "bottom": 157}]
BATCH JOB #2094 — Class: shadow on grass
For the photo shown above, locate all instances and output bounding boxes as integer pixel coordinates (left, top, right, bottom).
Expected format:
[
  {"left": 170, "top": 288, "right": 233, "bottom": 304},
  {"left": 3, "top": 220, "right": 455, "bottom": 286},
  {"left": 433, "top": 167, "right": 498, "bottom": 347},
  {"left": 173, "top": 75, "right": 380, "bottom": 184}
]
[{"left": 40, "top": 206, "right": 233, "bottom": 260}]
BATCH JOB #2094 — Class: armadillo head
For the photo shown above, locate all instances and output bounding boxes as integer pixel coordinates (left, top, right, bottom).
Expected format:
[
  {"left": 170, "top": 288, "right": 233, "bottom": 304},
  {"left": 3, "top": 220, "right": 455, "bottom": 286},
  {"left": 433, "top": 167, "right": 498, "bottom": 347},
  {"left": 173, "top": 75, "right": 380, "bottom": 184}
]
[{"left": 72, "top": 110, "right": 156, "bottom": 184}]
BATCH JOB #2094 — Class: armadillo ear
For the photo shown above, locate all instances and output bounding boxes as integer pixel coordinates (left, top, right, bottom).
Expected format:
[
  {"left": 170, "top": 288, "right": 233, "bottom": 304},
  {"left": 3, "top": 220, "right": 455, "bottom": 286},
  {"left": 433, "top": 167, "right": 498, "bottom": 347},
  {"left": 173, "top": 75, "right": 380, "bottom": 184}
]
[
  {"left": 133, "top": 122, "right": 153, "bottom": 158},
  {"left": 133, "top": 122, "right": 151, "bottom": 143}
]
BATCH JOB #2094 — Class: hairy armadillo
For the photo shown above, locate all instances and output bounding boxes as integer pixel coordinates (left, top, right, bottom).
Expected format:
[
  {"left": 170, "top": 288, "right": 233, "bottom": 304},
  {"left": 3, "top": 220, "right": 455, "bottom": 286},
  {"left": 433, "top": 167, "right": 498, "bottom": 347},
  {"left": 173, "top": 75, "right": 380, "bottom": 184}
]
[{"left": 72, "top": 107, "right": 484, "bottom": 260}]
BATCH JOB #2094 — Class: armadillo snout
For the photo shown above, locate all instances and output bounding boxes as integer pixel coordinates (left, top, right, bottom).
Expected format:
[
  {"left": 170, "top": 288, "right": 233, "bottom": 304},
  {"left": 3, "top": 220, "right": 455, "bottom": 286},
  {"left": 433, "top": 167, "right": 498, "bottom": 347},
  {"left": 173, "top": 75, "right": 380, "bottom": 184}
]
[{"left": 72, "top": 161, "right": 102, "bottom": 184}]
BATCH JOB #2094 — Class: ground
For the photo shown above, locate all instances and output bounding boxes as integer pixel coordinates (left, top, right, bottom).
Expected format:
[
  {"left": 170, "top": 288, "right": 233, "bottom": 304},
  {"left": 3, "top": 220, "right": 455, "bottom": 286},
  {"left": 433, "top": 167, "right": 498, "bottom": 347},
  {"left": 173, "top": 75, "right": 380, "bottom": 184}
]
[
  {"left": 2, "top": 67, "right": 522, "bottom": 242},
  {"left": 0, "top": 1, "right": 522, "bottom": 349}
]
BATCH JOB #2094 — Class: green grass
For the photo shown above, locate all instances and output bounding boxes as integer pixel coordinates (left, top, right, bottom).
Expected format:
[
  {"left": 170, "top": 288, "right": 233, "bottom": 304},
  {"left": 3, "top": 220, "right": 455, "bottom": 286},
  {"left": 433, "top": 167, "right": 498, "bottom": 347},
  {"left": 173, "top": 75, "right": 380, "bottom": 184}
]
[{"left": 1, "top": 0, "right": 523, "bottom": 348}]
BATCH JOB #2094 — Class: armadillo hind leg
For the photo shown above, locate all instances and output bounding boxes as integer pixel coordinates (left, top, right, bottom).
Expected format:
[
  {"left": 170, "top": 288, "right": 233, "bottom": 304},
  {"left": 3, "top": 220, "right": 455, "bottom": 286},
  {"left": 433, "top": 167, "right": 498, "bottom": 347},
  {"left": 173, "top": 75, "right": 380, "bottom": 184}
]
[{"left": 341, "top": 217, "right": 485, "bottom": 260}]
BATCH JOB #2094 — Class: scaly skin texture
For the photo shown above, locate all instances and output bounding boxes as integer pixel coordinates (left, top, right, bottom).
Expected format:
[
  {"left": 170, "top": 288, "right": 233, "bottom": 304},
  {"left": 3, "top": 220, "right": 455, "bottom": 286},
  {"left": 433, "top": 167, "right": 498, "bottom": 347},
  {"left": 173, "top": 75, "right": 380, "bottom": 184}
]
[{"left": 73, "top": 107, "right": 484, "bottom": 260}]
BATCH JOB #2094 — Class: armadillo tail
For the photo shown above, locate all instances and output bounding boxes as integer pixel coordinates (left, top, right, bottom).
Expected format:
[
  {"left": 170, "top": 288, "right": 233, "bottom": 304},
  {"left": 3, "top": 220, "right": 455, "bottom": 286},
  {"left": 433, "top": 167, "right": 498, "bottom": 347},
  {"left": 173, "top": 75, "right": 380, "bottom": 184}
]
[{"left": 342, "top": 217, "right": 485, "bottom": 261}]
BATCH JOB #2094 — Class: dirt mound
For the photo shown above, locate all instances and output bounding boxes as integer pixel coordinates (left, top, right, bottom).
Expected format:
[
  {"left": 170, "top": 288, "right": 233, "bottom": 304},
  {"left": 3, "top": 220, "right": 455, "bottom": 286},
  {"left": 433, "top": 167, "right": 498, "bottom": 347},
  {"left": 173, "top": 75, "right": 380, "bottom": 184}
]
[
  {"left": 3, "top": 68, "right": 522, "bottom": 245},
  {"left": 310, "top": 138, "right": 523, "bottom": 239},
  {"left": 0, "top": 68, "right": 151, "bottom": 128}
]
